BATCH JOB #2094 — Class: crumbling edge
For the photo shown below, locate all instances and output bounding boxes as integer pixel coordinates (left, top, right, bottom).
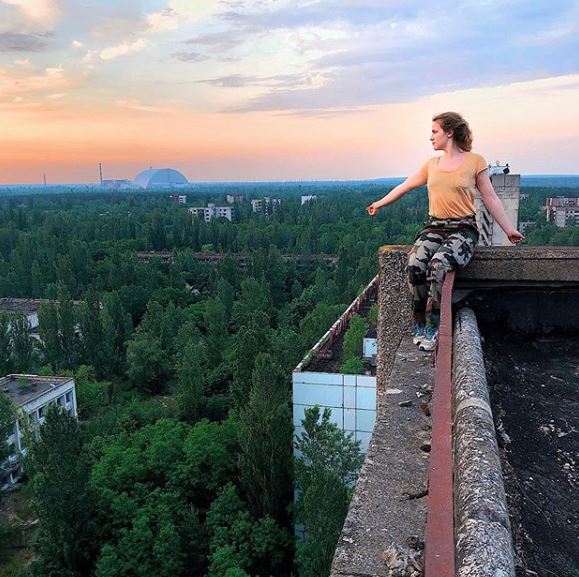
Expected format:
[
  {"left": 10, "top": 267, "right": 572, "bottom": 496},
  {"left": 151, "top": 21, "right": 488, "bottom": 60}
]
[{"left": 452, "top": 307, "right": 515, "bottom": 577}]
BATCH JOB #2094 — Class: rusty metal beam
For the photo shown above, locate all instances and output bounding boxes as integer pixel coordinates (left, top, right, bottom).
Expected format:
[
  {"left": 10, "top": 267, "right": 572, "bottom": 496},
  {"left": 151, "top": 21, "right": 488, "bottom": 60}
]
[{"left": 424, "top": 271, "right": 455, "bottom": 577}]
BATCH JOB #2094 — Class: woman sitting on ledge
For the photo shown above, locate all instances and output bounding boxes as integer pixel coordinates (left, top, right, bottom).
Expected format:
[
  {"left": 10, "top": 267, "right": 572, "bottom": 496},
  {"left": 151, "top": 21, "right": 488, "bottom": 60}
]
[{"left": 367, "top": 111, "right": 524, "bottom": 351}]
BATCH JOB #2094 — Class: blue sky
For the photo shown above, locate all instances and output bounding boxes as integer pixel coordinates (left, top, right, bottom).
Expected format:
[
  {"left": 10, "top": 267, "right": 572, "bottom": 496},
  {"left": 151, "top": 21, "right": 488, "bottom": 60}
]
[{"left": 1, "top": 0, "right": 579, "bottom": 182}]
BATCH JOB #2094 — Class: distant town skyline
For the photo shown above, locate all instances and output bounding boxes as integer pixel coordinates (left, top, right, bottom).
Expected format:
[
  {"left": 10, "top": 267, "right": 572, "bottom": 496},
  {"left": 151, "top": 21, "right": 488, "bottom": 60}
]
[{"left": 1, "top": 0, "right": 579, "bottom": 184}]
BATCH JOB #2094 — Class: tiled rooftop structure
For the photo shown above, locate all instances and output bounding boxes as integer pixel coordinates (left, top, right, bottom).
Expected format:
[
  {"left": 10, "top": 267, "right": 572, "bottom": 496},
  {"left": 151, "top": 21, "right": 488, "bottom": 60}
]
[{"left": 293, "top": 276, "right": 379, "bottom": 452}]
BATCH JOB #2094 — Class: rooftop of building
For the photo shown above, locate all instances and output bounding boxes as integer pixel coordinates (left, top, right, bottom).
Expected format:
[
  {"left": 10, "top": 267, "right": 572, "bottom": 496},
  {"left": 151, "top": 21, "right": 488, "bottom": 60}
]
[
  {"left": 331, "top": 245, "right": 579, "bottom": 577},
  {"left": 547, "top": 196, "right": 579, "bottom": 206},
  {"left": 294, "top": 276, "right": 379, "bottom": 375},
  {"left": 0, "top": 374, "right": 74, "bottom": 408},
  {"left": 0, "top": 298, "right": 81, "bottom": 315}
]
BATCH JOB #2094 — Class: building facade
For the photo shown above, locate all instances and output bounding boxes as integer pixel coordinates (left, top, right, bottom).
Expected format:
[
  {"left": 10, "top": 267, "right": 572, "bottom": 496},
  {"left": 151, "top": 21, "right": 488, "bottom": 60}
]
[
  {"left": 226, "top": 194, "right": 244, "bottom": 204},
  {"left": 169, "top": 194, "right": 188, "bottom": 204},
  {"left": 546, "top": 197, "right": 579, "bottom": 227},
  {"left": 301, "top": 195, "right": 318, "bottom": 205},
  {"left": 189, "top": 203, "right": 234, "bottom": 222},
  {"left": 1, "top": 374, "right": 77, "bottom": 489},
  {"left": 251, "top": 197, "right": 281, "bottom": 216},
  {"left": 292, "top": 277, "right": 379, "bottom": 453},
  {"left": 475, "top": 165, "right": 520, "bottom": 246}
]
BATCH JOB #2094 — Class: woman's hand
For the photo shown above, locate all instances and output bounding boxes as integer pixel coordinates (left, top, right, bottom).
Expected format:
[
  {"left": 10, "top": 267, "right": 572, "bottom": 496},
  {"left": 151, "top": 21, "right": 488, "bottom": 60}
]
[
  {"left": 507, "top": 229, "right": 524, "bottom": 244},
  {"left": 366, "top": 202, "right": 380, "bottom": 216}
]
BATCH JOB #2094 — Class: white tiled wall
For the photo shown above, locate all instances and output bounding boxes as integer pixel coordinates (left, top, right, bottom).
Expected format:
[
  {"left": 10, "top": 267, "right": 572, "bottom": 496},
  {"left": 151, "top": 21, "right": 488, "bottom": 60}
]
[{"left": 292, "top": 371, "right": 377, "bottom": 454}]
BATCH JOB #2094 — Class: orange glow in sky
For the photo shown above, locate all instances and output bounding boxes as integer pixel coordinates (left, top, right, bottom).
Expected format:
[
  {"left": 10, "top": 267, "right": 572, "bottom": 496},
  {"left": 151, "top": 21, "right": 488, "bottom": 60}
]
[{"left": 1, "top": 1, "right": 578, "bottom": 183}]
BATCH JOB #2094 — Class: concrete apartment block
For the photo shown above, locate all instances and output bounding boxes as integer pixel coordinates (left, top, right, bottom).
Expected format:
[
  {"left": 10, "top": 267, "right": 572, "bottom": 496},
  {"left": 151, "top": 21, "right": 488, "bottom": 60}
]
[
  {"left": 1, "top": 374, "right": 78, "bottom": 489},
  {"left": 476, "top": 172, "right": 520, "bottom": 246}
]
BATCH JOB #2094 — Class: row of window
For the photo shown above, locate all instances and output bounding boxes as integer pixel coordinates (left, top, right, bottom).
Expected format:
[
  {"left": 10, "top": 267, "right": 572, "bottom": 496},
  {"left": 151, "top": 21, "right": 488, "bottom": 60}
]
[{"left": 30, "top": 390, "right": 74, "bottom": 421}]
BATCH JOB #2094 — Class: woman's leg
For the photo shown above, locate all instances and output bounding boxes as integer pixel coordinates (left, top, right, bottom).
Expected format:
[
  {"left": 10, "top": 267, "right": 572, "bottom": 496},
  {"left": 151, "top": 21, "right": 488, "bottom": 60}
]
[
  {"left": 426, "top": 228, "right": 479, "bottom": 327},
  {"left": 406, "top": 229, "right": 445, "bottom": 325}
]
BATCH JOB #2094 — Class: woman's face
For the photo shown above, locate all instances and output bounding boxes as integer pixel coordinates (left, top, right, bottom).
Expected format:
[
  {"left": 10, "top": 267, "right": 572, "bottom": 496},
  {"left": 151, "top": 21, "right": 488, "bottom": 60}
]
[{"left": 430, "top": 121, "right": 451, "bottom": 150}]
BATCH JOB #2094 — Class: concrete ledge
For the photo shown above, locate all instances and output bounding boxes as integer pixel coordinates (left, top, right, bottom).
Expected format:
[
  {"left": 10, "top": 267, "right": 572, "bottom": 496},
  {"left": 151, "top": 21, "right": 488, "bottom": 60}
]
[
  {"left": 457, "top": 246, "right": 579, "bottom": 283},
  {"left": 330, "top": 338, "right": 432, "bottom": 577},
  {"left": 453, "top": 307, "right": 515, "bottom": 577},
  {"left": 331, "top": 248, "right": 428, "bottom": 577}
]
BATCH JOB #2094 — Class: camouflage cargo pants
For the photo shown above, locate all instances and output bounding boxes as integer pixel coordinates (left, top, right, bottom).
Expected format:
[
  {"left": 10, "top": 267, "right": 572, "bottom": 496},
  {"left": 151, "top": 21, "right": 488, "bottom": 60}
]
[{"left": 406, "top": 217, "right": 479, "bottom": 327}]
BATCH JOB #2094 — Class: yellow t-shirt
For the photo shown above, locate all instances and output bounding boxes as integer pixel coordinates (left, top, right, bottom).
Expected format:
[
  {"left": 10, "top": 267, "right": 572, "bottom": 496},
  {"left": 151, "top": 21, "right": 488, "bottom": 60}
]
[{"left": 419, "top": 152, "right": 487, "bottom": 218}]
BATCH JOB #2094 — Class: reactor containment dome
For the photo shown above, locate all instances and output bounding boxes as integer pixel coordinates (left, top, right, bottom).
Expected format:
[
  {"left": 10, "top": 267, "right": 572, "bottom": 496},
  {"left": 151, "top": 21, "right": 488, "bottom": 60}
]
[{"left": 133, "top": 168, "right": 189, "bottom": 189}]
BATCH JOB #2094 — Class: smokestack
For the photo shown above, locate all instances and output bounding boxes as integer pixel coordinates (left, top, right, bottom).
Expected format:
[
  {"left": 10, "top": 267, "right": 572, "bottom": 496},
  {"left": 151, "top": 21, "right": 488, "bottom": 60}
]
[
  {"left": 99, "top": 163, "right": 103, "bottom": 187},
  {"left": 43, "top": 173, "right": 47, "bottom": 186}
]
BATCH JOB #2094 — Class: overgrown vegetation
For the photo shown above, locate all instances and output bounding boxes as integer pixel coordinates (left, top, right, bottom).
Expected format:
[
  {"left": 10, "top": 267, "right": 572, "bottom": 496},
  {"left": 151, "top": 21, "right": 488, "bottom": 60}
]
[{"left": 0, "top": 183, "right": 576, "bottom": 576}]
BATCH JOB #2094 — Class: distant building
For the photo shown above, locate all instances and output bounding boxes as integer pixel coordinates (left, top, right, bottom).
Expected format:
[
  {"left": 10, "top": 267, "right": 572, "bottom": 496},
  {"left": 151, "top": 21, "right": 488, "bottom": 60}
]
[
  {"left": 0, "top": 298, "right": 81, "bottom": 341},
  {"left": 519, "top": 221, "right": 536, "bottom": 234},
  {"left": 189, "top": 203, "right": 234, "bottom": 223},
  {"left": 293, "top": 276, "right": 379, "bottom": 454},
  {"left": 475, "top": 163, "right": 520, "bottom": 246},
  {"left": 169, "top": 194, "right": 188, "bottom": 204},
  {"left": 226, "top": 194, "right": 244, "bottom": 204},
  {"left": 1, "top": 374, "right": 77, "bottom": 489},
  {"left": 133, "top": 168, "right": 189, "bottom": 189},
  {"left": 546, "top": 197, "right": 579, "bottom": 227},
  {"left": 301, "top": 195, "right": 318, "bottom": 205},
  {"left": 251, "top": 197, "right": 281, "bottom": 216},
  {"left": 102, "top": 179, "right": 133, "bottom": 190}
]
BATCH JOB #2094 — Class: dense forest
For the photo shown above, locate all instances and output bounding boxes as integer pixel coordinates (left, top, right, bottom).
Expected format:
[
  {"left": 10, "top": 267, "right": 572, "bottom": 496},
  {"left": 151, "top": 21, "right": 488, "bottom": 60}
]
[{"left": 0, "top": 182, "right": 577, "bottom": 577}]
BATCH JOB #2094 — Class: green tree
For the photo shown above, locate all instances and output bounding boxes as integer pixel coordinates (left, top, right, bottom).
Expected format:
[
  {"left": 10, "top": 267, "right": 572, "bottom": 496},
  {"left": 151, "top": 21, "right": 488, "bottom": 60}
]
[
  {"left": 204, "top": 298, "right": 228, "bottom": 366},
  {"left": 299, "top": 303, "right": 345, "bottom": 348},
  {"left": 238, "top": 354, "right": 292, "bottom": 522},
  {"left": 342, "top": 314, "right": 368, "bottom": 361},
  {"left": 176, "top": 340, "right": 206, "bottom": 422},
  {"left": 0, "top": 312, "right": 12, "bottom": 374},
  {"left": 217, "top": 278, "right": 235, "bottom": 321},
  {"left": 126, "top": 334, "right": 171, "bottom": 394},
  {"left": 78, "top": 288, "right": 107, "bottom": 377},
  {"left": 94, "top": 491, "right": 184, "bottom": 577},
  {"left": 340, "top": 357, "right": 364, "bottom": 374},
  {"left": 206, "top": 483, "right": 288, "bottom": 577},
  {"left": 27, "top": 405, "right": 96, "bottom": 577},
  {"left": 58, "top": 284, "right": 77, "bottom": 369},
  {"left": 101, "top": 292, "right": 132, "bottom": 376},
  {"left": 294, "top": 406, "right": 364, "bottom": 577},
  {"left": 0, "top": 394, "right": 15, "bottom": 467},
  {"left": 232, "top": 277, "right": 274, "bottom": 327},
  {"left": 38, "top": 301, "right": 62, "bottom": 370},
  {"left": 231, "top": 313, "right": 270, "bottom": 410},
  {"left": 9, "top": 312, "right": 33, "bottom": 373}
]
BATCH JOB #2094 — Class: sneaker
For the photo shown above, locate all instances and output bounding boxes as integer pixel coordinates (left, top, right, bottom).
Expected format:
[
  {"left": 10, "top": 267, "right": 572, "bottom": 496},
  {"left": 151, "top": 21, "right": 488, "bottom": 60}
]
[
  {"left": 419, "top": 326, "right": 438, "bottom": 352},
  {"left": 412, "top": 323, "right": 426, "bottom": 345}
]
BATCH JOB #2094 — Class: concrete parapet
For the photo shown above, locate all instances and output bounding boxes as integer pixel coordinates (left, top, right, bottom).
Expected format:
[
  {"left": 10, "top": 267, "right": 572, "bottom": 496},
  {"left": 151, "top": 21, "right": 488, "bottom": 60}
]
[
  {"left": 330, "top": 247, "right": 428, "bottom": 577},
  {"left": 376, "top": 246, "right": 412, "bottom": 393},
  {"left": 457, "top": 246, "right": 579, "bottom": 284},
  {"left": 330, "top": 338, "right": 431, "bottom": 577},
  {"left": 453, "top": 307, "right": 515, "bottom": 577}
]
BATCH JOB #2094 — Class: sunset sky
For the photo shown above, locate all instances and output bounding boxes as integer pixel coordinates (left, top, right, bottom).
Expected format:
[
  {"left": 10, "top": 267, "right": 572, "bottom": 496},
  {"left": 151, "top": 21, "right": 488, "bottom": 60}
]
[{"left": 1, "top": 0, "right": 579, "bottom": 183}]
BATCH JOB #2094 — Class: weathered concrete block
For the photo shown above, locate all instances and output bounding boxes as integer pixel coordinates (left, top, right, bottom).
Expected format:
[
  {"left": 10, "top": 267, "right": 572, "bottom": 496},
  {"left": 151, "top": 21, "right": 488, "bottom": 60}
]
[
  {"left": 456, "top": 519, "right": 515, "bottom": 577},
  {"left": 376, "top": 246, "right": 412, "bottom": 393},
  {"left": 453, "top": 307, "right": 515, "bottom": 577}
]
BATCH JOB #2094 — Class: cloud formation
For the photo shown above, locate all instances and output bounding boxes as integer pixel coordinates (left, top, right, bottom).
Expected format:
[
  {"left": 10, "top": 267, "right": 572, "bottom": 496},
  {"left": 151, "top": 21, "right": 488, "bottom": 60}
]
[
  {"left": 2, "top": 0, "right": 60, "bottom": 26},
  {"left": 100, "top": 38, "right": 148, "bottom": 61},
  {"left": 0, "top": 32, "right": 51, "bottom": 51},
  {"left": 199, "top": 0, "right": 579, "bottom": 113},
  {"left": 0, "top": 63, "right": 75, "bottom": 103}
]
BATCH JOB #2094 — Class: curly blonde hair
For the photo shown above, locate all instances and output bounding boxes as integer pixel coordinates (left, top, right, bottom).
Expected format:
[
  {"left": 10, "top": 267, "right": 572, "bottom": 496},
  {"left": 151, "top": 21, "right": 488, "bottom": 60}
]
[{"left": 432, "top": 112, "right": 473, "bottom": 152}]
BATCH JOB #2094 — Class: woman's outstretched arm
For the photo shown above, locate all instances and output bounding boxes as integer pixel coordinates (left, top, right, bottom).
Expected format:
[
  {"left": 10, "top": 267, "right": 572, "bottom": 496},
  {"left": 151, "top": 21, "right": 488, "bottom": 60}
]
[
  {"left": 476, "top": 170, "right": 524, "bottom": 244},
  {"left": 366, "top": 170, "right": 427, "bottom": 215}
]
